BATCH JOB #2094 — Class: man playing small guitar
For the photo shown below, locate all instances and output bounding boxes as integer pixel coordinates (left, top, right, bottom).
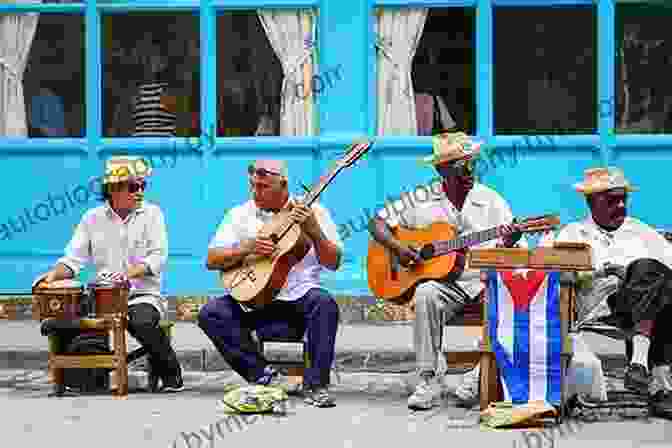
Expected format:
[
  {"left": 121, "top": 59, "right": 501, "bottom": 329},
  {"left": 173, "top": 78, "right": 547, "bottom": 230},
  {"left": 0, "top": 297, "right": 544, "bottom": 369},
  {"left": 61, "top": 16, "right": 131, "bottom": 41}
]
[
  {"left": 368, "top": 132, "right": 524, "bottom": 410},
  {"left": 200, "top": 159, "right": 343, "bottom": 408}
]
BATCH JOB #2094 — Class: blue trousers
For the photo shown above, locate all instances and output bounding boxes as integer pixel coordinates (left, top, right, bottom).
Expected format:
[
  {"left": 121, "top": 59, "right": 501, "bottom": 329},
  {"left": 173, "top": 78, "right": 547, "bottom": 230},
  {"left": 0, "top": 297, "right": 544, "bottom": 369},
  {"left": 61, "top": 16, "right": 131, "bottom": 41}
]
[{"left": 197, "top": 288, "right": 339, "bottom": 388}]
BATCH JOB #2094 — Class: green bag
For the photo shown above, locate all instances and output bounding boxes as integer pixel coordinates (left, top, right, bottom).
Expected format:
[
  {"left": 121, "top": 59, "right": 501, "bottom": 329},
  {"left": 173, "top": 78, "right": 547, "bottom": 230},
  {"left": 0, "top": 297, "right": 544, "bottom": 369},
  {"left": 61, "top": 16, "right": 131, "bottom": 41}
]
[{"left": 220, "top": 384, "right": 289, "bottom": 414}]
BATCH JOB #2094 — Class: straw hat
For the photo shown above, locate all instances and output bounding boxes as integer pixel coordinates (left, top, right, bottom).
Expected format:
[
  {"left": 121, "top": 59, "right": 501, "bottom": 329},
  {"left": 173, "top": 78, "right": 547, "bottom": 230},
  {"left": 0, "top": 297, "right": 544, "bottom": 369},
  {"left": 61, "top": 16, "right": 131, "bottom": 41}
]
[
  {"left": 420, "top": 132, "right": 483, "bottom": 165},
  {"left": 102, "top": 156, "right": 153, "bottom": 185},
  {"left": 572, "top": 167, "right": 638, "bottom": 194}
]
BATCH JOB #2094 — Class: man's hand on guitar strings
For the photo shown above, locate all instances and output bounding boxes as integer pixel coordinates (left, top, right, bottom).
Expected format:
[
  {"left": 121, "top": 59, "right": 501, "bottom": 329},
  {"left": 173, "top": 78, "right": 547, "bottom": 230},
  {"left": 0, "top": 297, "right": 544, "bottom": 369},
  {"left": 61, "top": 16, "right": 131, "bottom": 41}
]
[
  {"left": 396, "top": 244, "right": 422, "bottom": 267},
  {"left": 241, "top": 237, "right": 277, "bottom": 257}
]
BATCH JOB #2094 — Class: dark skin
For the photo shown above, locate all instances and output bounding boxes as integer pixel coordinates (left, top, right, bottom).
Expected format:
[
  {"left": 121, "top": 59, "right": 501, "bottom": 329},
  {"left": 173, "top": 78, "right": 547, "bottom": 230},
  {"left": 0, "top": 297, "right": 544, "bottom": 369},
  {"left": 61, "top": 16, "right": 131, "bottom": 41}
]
[
  {"left": 586, "top": 188, "right": 627, "bottom": 232},
  {"left": 206, "top": 163, "right": 341, "bottom": 272},
  {"left": 368, "top": 157, "right": 520, "bottom": 267}
]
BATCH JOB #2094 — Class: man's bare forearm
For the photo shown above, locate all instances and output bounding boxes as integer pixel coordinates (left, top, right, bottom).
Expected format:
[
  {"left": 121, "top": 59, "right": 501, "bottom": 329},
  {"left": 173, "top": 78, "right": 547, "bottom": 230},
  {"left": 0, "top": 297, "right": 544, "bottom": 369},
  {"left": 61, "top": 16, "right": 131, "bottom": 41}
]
[
  {"left": 368, "top": 218, "right": 401, "bottom": 251},
  {"left": 50, "top": 263, "right": 75, "bottom": 282},
  {"left": 206, "top": 244, "right": 252, "bottom": 271}
]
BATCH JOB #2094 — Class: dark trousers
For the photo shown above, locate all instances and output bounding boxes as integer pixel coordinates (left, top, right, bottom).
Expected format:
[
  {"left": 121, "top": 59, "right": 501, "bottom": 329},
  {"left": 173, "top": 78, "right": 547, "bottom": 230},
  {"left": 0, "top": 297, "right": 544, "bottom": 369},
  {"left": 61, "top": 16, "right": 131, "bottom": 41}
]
[
  {"left": 607, "top": 258, "right": 672, "bottom": 367},
  {"left": 127, "top": 303, "right": 181, "bottom": 379},
  {"left": 197, "top": 288, "right": 339, "bottom": 388}
]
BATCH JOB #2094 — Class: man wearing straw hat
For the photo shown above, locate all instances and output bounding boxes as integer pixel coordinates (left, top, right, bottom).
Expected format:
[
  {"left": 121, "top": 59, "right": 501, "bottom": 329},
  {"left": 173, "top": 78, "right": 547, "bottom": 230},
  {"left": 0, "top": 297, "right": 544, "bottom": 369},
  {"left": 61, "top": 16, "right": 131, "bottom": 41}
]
[
  {"left": 544, "top": 167, "right": 672, "bottom": 418},
  {"left": 368, "top": 132, "right": 524, "bottom": 410},
  {"left": 35, "top": 156, "right": 184, "bottom": 393}
]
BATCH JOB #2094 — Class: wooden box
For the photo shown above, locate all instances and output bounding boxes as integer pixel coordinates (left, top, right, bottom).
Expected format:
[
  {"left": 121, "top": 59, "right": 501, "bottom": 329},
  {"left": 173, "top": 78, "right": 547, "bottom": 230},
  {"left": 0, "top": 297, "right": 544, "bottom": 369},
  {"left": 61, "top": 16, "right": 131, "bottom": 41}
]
[{"left": 35, "top": 288, "right": 83, "bottom": 319}]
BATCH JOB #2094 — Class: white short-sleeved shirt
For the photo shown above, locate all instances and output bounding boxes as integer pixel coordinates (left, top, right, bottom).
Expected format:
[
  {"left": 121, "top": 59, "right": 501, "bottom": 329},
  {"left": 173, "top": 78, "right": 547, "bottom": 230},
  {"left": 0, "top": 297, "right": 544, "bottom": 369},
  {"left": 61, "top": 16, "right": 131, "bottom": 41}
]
[
  {"left": 209, "top": 197, "right": 343, "bottom": 306},
  {"left": 377, "top": 183, "right": 525, "bottom": 299},
  {"left": 541, "top": 215, "right": 672, "bottom": 271}
]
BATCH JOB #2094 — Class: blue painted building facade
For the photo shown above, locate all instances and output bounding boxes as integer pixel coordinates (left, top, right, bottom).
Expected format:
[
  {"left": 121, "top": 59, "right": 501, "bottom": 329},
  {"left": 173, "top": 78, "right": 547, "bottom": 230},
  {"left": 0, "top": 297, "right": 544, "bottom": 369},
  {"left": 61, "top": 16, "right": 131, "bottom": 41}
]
[{"left": 0, "top": 0, "right": 670, "bottom": 297}]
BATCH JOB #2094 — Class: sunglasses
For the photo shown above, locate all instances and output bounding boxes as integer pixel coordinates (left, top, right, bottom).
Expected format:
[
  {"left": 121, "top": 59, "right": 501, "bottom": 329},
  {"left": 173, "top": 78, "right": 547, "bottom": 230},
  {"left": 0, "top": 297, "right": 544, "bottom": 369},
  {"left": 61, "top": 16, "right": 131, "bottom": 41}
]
[
  {"left": 436, "top": 158, "right": 475, "bottom": 177},
  {"left": 128, "top": 180, "right": 147, "bottom": 193},
  {"left": 248, "top": 165, "right": 282, "bottom": 178}
]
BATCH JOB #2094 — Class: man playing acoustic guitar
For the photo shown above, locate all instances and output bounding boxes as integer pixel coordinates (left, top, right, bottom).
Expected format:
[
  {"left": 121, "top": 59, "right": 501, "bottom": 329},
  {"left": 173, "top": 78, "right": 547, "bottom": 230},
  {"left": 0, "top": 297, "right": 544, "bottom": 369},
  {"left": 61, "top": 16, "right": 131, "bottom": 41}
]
[
  {"left": 368, "top": 132, "right": 524, "bottom": 410},
  {"left": 200, "top": 160, "right": 343, "bottom": 408}
]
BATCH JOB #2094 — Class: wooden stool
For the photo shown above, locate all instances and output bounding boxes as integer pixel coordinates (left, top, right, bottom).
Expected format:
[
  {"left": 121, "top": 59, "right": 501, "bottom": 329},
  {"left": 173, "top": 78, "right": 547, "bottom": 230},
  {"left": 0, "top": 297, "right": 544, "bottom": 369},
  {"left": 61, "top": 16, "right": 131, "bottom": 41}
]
[{"left": 47, "top": 316, "right": 129, "bottom": 397}]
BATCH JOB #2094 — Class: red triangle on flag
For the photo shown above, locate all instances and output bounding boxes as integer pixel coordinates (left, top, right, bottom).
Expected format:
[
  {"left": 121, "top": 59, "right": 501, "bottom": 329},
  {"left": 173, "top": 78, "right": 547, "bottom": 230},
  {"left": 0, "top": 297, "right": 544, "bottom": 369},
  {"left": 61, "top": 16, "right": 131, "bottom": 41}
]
[{"left": 500, "top": 270, "right": 547, "bottom": 311}]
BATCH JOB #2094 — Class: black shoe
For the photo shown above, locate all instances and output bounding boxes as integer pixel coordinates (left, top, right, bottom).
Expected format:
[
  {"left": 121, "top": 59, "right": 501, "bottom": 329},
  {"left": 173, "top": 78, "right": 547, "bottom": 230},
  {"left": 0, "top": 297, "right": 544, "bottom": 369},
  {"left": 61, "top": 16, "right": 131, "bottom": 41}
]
[
  {"left": 159, "top": 371, "right": 184, "bottom": 393},
  {"left": 625, "top": 363, "right": 650, "bottom": 395},
  {"left": 650, "top": 390, "right": 672, "bottom": 419}
]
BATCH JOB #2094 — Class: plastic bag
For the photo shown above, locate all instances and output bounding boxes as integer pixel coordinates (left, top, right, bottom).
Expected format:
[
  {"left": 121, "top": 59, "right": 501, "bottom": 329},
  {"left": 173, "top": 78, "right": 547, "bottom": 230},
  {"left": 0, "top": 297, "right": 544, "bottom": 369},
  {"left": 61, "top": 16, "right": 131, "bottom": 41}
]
[
  {"left": 220, "top": 384, "right": 289, "bottom": 414},
  {"left": 566, "top": 333, "right": 608, "bottom": 401}
]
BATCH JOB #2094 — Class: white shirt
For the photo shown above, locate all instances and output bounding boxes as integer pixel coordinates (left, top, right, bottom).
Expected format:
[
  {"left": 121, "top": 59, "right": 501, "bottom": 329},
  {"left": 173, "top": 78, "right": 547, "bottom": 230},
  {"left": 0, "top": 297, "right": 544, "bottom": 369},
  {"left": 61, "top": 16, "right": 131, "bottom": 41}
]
[
  {"left": 542, "top": 215, "right": 672, "bottom": 271},
  {"left": 208, "top": 197, "right": 343, "bottom": 307},
  {"left": 377, "top": 182, "right": 526, "bottom": 298},
  {"left": 56, "top": 201, "right": 168, "bottom": 318}
]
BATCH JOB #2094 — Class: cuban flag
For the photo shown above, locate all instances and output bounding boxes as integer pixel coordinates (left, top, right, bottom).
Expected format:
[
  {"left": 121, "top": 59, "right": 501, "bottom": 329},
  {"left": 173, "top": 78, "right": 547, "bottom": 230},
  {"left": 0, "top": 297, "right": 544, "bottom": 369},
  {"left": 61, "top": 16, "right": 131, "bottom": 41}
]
[{"left": 486, "top": 270, "right": 562, "bottom": 405}]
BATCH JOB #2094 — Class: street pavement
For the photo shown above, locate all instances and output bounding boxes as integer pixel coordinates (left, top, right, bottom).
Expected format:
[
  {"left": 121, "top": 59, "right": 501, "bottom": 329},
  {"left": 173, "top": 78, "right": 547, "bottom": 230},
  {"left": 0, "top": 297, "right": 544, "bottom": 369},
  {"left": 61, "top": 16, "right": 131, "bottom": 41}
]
[
  {"left": 1, "top": 369, "right": 671, "bottom": 448},
  {"left": 0, "top": 321, "right": 670, "bottom": 447}
]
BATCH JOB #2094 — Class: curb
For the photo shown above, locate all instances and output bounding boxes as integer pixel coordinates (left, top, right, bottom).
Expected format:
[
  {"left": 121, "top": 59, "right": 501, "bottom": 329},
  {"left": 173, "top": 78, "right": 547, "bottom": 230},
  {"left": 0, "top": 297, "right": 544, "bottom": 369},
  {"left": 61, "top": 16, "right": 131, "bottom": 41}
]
[
  {"left": 0, "top": 295, "right": 393, "bottom": 324},
  {"left": 0, "top": 347, "right": 419, "bottom": 374},
  {"left": 0, "top": 348, "right": 629, "bottom": 375}
]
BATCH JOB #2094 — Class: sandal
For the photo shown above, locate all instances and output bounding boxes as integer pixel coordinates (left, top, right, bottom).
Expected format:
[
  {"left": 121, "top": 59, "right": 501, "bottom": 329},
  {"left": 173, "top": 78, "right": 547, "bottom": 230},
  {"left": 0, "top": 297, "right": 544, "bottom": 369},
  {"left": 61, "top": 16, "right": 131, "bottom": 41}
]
[{"left": 304, "top": 387, "right": 336, "bottom": 408}]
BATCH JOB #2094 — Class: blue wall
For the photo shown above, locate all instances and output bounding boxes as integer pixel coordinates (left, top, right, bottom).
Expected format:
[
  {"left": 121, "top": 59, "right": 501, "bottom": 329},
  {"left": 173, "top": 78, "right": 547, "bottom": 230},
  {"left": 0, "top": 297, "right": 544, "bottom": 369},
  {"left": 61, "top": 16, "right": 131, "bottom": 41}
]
[{"left": 0, "top": 0, "right": 670, "bottom": 296}]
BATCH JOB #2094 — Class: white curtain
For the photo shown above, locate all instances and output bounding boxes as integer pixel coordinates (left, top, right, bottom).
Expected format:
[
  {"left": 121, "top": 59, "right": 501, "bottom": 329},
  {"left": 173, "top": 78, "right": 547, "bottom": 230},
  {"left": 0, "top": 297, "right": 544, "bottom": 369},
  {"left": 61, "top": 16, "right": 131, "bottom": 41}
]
[
  {"left": 375, "top": 8, "right": 427, "bottom": 135},
  {"left": 0, "top": 5, "right": 40, "bottom": 137},
  {"left": 258, "top": 9, "right": 316, "bottom": 136}
]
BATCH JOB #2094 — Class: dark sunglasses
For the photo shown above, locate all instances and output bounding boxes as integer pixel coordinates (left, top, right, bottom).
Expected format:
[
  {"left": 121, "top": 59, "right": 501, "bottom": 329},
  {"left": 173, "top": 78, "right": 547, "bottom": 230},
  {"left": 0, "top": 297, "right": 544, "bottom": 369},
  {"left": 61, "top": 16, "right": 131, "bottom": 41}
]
[
  {"left": 128, "top": 180, "right": 147, "bottom": 193},
  {"left": 436, "top": 158, "right": 475, "bottom": 177},
  {"left": 248, "top": 165, "right": 281, "bottom": 178}
]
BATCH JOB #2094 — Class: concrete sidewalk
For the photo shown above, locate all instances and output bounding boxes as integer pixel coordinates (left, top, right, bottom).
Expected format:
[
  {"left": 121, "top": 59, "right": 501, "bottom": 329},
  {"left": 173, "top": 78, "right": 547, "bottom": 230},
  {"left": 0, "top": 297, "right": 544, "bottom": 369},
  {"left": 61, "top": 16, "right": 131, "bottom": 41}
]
[{"left": 0, "top": 320, "right": 627, "bottom": 373}]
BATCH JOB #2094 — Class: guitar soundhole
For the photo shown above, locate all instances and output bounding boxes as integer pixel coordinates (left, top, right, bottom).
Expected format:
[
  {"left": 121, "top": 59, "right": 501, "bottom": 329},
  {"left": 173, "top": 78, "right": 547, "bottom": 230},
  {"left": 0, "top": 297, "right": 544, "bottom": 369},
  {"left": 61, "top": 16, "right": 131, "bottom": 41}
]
[{"left": 419, "top": 244, "right": 434, "bottom": 260}]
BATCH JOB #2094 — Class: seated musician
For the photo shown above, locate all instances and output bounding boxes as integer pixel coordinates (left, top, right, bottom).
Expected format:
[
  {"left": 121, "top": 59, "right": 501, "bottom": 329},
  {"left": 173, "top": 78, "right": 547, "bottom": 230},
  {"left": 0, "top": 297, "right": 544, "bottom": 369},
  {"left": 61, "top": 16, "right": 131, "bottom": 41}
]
[
  {"left": 199, "top": 160, "right": 342, "bottom": 408},
  {"left": 34, "top": 156, "right": 183, "bottom": 392},
  {"left": 541, "top": 167, "right": 672, "bottom": 418},
  {"left": 367, "top": 132, "right": 524, "bottom": 410}
]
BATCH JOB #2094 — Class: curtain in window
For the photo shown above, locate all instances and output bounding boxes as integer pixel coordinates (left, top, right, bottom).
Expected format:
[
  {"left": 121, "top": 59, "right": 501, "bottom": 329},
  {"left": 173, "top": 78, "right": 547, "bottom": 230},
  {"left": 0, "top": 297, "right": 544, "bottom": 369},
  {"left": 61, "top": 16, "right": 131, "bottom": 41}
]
[
  {"left": 258, "top": 9, "right": 316, "bottom": 136},
  {"left": 375, "top": 8, "right": 427, "bottom": 135},
  {"left": 0, "top": 4, "right": 40, "bottom": 137}
]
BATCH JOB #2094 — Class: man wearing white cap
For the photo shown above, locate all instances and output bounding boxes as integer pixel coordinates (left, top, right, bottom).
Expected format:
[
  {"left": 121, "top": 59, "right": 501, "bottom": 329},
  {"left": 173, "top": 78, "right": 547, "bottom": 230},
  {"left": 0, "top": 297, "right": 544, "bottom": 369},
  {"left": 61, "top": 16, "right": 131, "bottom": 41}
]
[
  {"left": 368, "top": 132, "right": 524, "bottom": 410},
  {"left": 35, "top": 156, "right": 183, "bottom": 392},
  {"left": 200, "top": 159, "right": 343, "bottom": 408},
  {"left": 546, "top": 167, "right": 672, "bottom": 418}
]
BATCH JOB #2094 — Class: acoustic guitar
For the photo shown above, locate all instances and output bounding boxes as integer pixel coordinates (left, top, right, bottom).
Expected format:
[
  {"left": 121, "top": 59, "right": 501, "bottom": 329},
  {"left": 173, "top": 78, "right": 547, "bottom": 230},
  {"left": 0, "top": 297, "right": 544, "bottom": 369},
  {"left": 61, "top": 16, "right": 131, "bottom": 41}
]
[
  {"left": 366, "top": 215, "right": 560, "bottom": 303},
  {"left": 220, "top": 141, "right": 373, "bottom": 308}
]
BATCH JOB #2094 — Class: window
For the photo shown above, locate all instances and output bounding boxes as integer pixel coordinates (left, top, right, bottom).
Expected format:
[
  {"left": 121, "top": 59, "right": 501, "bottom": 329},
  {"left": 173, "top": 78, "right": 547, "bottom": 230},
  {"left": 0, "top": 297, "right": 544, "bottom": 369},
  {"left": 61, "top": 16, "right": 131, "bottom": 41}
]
[
  {"left": 216, "top": 9, "right": 318, "bottom": 137},
  {"left": 493, "top": 6, "right": 597, "bottom": 135},
  {"left": 20, "top": 13, "right": 85, "bottom": 138},
  {"left": 376, "top": 7, "right": 476, "bottom": 136},
  {"left": 615, "top": 3, "right": 672, "bottom": 134},
  {"left": 102, "top": 13, "right": 200, "bottom": 138}
]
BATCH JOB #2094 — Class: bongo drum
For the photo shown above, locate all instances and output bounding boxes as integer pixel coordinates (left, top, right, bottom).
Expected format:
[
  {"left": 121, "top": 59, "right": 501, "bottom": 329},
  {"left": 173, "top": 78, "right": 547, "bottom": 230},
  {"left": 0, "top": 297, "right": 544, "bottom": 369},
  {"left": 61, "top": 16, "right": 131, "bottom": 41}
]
[
  {"left": 89, "top": 281, "right": 130, "bottom": 318},
  {"left": 33, "top": 280, "right": 84, "bottom": 320}
]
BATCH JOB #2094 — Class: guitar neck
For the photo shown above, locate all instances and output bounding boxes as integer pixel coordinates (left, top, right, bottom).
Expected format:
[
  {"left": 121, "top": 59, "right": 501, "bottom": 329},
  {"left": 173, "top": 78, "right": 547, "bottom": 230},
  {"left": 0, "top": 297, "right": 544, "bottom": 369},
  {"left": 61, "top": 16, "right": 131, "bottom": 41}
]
[{"left": 431, "top": 226, "right": 504, "bottom": 256}]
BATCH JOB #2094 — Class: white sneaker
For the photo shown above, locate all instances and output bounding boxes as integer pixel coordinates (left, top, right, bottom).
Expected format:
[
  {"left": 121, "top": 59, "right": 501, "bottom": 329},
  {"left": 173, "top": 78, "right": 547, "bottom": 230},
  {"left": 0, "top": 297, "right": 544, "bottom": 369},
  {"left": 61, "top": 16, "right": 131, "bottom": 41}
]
[
  {"left": 408, "top": 375, "right": 441, "bottom": 410},
  {"left": 455, "top": 365, "right": 480, "bottom": 407}
]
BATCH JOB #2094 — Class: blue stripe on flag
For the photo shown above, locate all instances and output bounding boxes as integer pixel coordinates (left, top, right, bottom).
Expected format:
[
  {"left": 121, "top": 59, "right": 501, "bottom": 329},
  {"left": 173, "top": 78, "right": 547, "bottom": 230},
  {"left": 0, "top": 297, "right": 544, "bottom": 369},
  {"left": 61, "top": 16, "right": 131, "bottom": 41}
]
[{"left": 545, "top": 271, "right": 562, "bottom": 405}]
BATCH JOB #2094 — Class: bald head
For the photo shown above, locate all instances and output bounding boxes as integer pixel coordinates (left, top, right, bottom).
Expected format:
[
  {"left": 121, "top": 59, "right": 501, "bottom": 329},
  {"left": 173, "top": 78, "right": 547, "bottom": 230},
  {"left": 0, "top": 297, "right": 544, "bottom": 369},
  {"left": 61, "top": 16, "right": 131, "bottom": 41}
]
[{"left": 249, "top": 159, "right": 289, "bottom": 210}]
